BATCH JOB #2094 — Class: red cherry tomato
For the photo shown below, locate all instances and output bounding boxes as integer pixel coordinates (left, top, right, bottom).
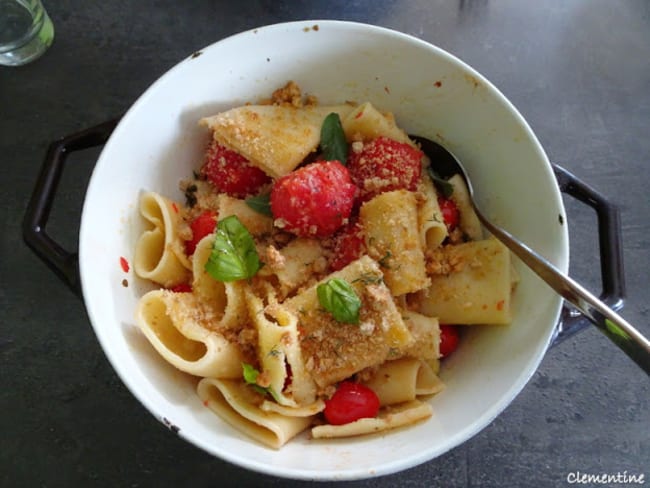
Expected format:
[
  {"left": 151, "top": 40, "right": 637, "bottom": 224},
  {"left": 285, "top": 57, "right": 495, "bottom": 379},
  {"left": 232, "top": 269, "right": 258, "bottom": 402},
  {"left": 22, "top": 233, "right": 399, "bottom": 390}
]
[
  {"left": 270, "top": 161, "right": 357, "bottom": 237},
  {"left": 185, "top": 210, "right": 217, "bottom": 255},
  {"left": 323, "top": 381, "right": 380, "bottom": 425},
  {"left": 330, "top": 220, "right": 366, "bottom": 271},
  {"left": 438, "top": 196, "right": 460, "bottom": 231},
  {"left": 439, "top": 324, "right": 460, "bottom": 358},
  {"left": 202, "top": 140, "right": 271, "bottom": 198},
  {"left": 347, "top": 136, "right": 423, "bottom": 201}
]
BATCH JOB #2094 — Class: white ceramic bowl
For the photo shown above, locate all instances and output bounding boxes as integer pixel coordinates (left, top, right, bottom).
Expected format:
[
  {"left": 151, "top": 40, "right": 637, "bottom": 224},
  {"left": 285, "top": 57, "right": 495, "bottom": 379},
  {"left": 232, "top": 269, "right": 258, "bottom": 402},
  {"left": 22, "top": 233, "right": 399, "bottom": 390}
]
[{"left": 79, "top": 20, "right": 568, "bottom": 480}]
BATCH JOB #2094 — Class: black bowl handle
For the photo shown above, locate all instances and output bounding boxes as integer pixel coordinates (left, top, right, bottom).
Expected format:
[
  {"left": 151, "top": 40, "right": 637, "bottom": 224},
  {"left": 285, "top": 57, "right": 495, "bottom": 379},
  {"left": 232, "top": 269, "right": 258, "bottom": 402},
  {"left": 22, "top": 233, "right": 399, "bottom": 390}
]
[
  {"left": 22, "top": 118, "right": 120, "bottom": 298},
  {"left": 550, "top": 163, "right": 626, "bottom": 345}
]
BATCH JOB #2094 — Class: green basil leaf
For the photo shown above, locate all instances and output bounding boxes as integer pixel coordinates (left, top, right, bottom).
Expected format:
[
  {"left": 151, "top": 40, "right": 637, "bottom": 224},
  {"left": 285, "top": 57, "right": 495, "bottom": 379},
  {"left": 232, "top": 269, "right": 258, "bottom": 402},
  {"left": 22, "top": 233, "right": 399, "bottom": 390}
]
[
  {"left": 317, "top": 278, "right": 361, "bottom": 324},
  {"left": 205, "top": 215, "right": 260, "bottom": 282},
  {"left": 320, "top": 113, "right": 349, "bottom": 164},
  {"left": 241, "top": 363, "right": 280, "bottom": 401},
  {"left": 245, "top": 193, "right": 273, "bottom": 217},
  {"left": 242, "top": 362, "right": 260, "bottom": 384},
  {"left": 427, "top": 166, "right": 454, "bottom": 199}
]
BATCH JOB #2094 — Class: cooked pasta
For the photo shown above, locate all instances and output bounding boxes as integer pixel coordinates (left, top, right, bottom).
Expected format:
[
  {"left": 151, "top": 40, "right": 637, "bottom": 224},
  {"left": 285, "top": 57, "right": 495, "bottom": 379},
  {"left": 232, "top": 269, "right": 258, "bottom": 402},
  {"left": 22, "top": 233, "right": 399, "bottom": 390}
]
[
  {"left": 342, "top": 101, "right": 415, "bottom": 147},
  {"left": 417, "top": 238, "right": 515, "bottom": 324},
  {"left": 361, "top": 358, "right": 444, "bottom": 406},
  {"left": 135, "top": 289, "right": 243, "bottom": 378},
  {"left": 200, "top": 104, "right": 354, "bottom": 178},
  {"left": 359, "top": 190, "right": 430, "bottom": 296},
  {"left": 244, "top": 288, "right": 317, "bottom": 406},
  {"left": 191, "top": 235, "right": 248, "bottom": 330},
  {"left": 282, "top": 255, "right": 413, "bottom": 388},
  {"left": 417, "top": 171, "right": 448, "bottom": 249},
  {"left": 132, "top": 82, "right": 515, "bottom": 449},
  {"left": 449, "top": 174, "right": 483, "bottom": 241},
  {"left": 134, "top": 192, "right": 191, "bottom": 287},
  {"left": 311, "top": 400, "right": 433, "bottom": 439},
  {"left": 197, "top": 378, "right": 313, "bottom": 449}
]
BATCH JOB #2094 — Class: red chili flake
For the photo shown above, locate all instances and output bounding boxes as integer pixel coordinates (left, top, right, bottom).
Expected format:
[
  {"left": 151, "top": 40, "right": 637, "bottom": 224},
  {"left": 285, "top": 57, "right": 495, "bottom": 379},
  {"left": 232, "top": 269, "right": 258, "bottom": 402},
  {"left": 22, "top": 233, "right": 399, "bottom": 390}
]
[
  {"left": 355, "top": 110, "right": 364, "bottom": 119},
  {"left": 203, "top": 400, "right": 209, "bottom": 407},
  {"left": 119, "top": 256, "right": 130, "bottom": 273},
  {"left": 171, "top": 202, "right": 179, "bottom": 213},
  {"left": 496, "top": 300, "right": 505, "bottom": 311},
  {"left": 434, "top": 80, "right": 442, "bottom": 87}
]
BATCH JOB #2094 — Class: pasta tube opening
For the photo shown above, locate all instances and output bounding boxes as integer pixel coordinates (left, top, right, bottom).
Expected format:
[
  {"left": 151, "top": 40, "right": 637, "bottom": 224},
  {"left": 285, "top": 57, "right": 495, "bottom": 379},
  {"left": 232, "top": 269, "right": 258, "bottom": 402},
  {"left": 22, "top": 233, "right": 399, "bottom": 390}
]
[{"left": 141, "top": 295, "right": 207, "bottom": 362}]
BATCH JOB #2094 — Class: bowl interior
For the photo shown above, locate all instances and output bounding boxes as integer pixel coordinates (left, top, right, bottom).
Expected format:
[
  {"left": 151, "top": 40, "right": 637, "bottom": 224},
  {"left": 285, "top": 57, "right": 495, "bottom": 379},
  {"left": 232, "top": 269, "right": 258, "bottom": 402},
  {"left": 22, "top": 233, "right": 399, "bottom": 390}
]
[{"left": 79, "top": 20, "right": 568, "bottom": 480}]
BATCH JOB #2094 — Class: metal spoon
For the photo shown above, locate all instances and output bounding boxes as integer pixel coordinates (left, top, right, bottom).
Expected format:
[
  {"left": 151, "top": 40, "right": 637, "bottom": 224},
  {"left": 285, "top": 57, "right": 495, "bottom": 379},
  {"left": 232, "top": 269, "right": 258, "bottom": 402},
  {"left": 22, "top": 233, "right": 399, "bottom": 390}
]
[{"left": 411, "top": 135, "right": 650, "bottom": 375}]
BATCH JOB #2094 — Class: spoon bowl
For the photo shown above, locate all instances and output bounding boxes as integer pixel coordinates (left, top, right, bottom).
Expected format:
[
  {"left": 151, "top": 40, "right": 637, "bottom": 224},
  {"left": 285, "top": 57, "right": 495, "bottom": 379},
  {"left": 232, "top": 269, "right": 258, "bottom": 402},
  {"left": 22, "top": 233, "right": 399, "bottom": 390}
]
[{"left": 412, "top": 135, "right": 650, "bottom": 375}]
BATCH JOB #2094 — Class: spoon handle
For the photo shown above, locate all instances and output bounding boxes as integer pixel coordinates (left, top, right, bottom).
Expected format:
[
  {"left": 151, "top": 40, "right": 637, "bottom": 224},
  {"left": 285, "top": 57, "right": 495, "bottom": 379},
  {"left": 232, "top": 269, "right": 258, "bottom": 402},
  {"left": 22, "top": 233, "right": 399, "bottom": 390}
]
[{"left": 478, "top": 215, "right": 650, "bottom": 375}]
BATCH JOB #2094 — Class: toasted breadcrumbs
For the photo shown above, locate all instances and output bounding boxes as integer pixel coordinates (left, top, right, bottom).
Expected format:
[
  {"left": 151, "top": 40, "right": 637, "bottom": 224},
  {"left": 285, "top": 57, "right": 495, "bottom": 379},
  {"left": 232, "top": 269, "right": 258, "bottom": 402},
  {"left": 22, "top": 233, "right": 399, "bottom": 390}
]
[
  {"left": 297, "top": 282, "right": 406, "bottom": 388},
  {"left": 259, "top": 80, "right": 319, "bottom": 107}
]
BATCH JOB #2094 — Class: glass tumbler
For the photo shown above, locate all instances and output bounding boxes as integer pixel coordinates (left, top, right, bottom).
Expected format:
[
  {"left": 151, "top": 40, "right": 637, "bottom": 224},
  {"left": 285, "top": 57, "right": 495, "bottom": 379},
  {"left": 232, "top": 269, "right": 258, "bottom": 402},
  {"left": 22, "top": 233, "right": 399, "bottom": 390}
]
[{"left": 0, "top": 0, "right": 54, "bottom": 66}]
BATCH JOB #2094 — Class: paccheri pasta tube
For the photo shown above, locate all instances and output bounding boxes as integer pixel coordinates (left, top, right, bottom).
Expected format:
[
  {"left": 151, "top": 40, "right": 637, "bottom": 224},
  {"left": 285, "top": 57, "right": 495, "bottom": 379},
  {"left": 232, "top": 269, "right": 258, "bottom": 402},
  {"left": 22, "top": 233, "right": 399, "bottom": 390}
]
[
  {"left": 132, "top": 82, "right": 515, "bottom": 449},
  {"left": 134, "top": 192, "right": 191, "bottom": 287}
]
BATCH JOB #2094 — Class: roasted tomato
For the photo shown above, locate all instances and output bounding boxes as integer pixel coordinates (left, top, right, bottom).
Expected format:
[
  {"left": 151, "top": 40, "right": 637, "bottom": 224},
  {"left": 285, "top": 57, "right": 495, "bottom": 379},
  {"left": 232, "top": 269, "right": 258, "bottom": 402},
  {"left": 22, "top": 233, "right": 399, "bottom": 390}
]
[
  {"left": 323, "top": 381, "right": 380, "bottom": 425},
  {"left": 202, "top": 140, "right": 271, "bottom": 198},
  {"left": 347, "top": 136, "right": 423, "bottom": 201},
  {"left": 329, "top": 220, "right": 366, "bottom": 271},
  {"left": 438, "top": 196, "right": 460, "bottom": 232},
  {"left": 184, "top": 210, "right": 217, "bottom": 255},
  {"left": 439, "top": 324, "right": 460, "bottom": 357},
  {"left": 270, "top": 161, "right": 357, "bottom": 238}
]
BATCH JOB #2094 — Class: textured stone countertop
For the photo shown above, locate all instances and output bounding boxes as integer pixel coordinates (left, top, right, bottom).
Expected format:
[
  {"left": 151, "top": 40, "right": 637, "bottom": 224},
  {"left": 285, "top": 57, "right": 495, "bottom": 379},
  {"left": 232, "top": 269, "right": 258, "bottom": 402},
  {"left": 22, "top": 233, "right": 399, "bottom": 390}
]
[{"left": 2, "top": 1, "right": 648, "bottom": 486}]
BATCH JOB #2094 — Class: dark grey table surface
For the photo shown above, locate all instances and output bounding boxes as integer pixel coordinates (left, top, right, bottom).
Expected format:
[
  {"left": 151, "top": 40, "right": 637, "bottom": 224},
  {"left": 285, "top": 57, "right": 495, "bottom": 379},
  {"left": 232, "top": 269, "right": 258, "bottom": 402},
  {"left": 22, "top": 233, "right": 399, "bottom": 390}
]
[{"left": 2, "top": 1, "right": 649, "bottom": 487}]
